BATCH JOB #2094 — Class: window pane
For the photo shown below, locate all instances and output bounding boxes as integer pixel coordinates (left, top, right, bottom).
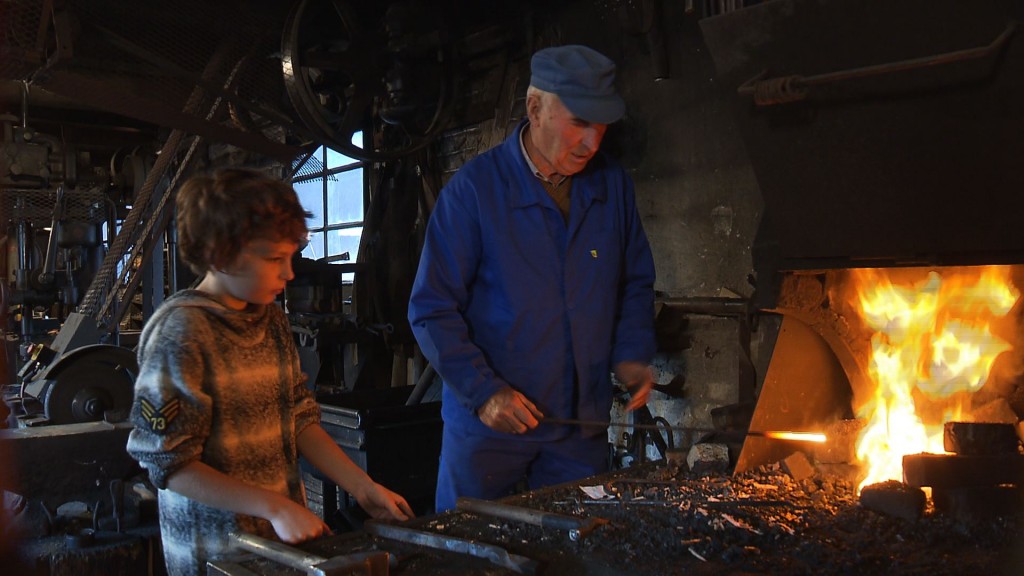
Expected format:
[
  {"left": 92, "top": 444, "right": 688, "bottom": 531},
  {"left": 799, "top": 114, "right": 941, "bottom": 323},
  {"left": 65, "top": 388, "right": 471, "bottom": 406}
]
[
  {"left": 293, "top": 178, "right": 325, "bottom": 225},
  {"left": 327, "top": 168, "right": 363, "bottom": 225},
  {"left": 326, "top": 132, "right": 363, "bottom": 167},
  {"left": 302, "top": 231, "right": 325, "bottom": 261},
  {"left": 326, "top": 147, "right": 357, "bottom": 168},
  {"left": 327, "top": 227, "right": 362, "bottom": 261},
  {"left": 328, "top": 227, "right": 362, "bottom": 282}
]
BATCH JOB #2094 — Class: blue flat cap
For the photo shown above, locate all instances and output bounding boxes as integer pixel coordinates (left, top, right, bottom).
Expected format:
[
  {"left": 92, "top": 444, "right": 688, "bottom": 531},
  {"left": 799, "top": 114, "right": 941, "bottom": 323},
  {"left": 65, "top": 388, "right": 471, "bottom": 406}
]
[{"left": 530, "top": 45, "right": 625, "bottom": 124}]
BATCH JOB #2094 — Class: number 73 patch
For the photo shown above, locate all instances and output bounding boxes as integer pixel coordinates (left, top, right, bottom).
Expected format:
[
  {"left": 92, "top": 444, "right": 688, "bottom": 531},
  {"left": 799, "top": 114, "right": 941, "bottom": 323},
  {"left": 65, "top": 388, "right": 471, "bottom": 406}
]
[{"left": 139, "top": 397, "right": 181, "bottom": 434}]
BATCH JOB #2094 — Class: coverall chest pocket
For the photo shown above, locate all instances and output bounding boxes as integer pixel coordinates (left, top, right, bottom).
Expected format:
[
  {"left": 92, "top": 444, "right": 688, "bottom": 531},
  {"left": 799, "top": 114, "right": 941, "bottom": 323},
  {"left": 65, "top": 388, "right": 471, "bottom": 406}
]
[{"left": 576, "top": 225, "right": 622, "bottom": 279}]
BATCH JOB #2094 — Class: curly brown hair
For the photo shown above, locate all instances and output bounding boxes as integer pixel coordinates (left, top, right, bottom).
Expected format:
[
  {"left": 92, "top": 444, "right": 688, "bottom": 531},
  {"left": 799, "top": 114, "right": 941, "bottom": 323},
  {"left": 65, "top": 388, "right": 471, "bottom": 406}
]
[{"left": 176, "top": 169, "right": 310, "bottom": 274}]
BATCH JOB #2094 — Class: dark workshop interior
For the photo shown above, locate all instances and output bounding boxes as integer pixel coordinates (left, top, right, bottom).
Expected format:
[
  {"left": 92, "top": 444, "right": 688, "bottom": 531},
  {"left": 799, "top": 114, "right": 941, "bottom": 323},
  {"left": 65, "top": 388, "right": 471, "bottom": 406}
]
[{"left": 2, "top": 0, "right": 1024, "bottom": 574}]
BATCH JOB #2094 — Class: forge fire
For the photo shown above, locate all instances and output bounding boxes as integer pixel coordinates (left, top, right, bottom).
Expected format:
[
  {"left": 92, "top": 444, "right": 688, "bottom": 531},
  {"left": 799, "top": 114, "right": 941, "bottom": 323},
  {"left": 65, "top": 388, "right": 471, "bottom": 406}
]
[{"left": 847, "top": 266, "right": 1021, "bottom": 491}]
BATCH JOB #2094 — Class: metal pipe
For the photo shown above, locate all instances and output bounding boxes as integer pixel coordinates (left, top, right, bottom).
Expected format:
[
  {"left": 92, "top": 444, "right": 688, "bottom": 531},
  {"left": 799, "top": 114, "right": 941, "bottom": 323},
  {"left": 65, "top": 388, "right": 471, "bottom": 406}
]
[
  {"left": 16, "top": 218, "right": 31, "bottom": 292},
  {"left": 38, "top": 186, "right": 65, "bottom": 287},
  {"left": 364, "top": 521, "right": 538, "bottom": 574},
  {"left": 798, "top": 21, "right": 1017, "bottom": 87},
  {"left": 738, "top": 22, "right": 1018, "bottom": 105},
  {"left": 20, "top": 81, "right": 29, "bottom": 129},
  {"left": 455, "top": 496, "right": 609, "bottom": 542},
  {"left": 542, "top": 418, "right": 826, "bottom": 442},
  {"left": 228, "top": 532, "right": 389, "bottom": 576},
  {"left": 405, "top": 362, "right": 435, "bottom": 406},
  {"left": 656, "top": 296, "right": 750, "bottom": 317}
]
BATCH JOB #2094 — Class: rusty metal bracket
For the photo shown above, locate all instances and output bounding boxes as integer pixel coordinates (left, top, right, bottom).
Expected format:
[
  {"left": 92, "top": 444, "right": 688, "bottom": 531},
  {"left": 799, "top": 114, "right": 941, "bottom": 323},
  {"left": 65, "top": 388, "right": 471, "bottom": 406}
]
[{"left": 739, "top": 21, "right": 1018, "bottom": 106}]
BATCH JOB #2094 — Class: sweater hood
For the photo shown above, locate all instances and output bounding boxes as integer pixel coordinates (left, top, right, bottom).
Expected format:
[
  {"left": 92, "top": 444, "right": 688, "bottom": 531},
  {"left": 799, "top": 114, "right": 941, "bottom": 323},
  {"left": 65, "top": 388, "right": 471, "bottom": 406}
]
[{"left": 141, "top": 289, "right": 277, "bottom": 350}]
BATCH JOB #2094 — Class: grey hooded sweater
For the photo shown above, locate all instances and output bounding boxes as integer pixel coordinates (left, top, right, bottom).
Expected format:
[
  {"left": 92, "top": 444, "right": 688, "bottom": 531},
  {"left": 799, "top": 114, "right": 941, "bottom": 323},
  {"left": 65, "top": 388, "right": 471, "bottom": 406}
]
[{"left": 126, "top": 290, "right": 319, "bottom": 576}]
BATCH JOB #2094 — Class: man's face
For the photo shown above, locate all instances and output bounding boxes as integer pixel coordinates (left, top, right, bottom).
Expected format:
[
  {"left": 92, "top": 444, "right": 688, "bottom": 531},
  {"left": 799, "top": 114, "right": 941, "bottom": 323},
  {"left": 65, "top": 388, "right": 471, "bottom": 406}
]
[
  {"left": 528, "top": 93, "right": 608, "bottom": 177},
  {"left": 213, "top": 238, "right": 298, "bottom": 310}
]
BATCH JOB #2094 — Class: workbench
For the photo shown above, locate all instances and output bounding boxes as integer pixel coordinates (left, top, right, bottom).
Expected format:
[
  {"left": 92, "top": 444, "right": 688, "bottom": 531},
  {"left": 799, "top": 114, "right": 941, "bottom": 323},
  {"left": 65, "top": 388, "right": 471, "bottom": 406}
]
[
  {"left": 206, "top": 460, "right": 1022, "bottom": 576},
  {"left": 206, "top": 465, "right": 663, "bottom": 576}
]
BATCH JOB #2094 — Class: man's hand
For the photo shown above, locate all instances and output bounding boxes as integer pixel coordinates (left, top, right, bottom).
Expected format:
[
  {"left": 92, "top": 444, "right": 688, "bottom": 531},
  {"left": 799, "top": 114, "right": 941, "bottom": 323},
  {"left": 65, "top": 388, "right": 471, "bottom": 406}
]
[
  {"left": 477, "top": 387, "right": 544, "bottom": 434},
  {"left": 615, "top": 361, "right": 654, "bottom": 411}
]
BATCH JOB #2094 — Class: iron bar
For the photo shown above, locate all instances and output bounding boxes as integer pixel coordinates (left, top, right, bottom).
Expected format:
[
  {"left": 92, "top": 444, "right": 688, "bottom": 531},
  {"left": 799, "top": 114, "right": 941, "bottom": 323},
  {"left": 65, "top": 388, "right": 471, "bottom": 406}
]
[{"left": 542, "top": 418, "right": 826, "bottom": 442}]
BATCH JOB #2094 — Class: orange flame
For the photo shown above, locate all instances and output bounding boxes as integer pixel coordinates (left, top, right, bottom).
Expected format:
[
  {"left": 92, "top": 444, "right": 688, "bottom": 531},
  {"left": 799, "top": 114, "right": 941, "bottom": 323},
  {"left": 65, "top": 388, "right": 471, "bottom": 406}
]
[{"left": 851, "top": 266, "right": 1018, "bottom": 492}]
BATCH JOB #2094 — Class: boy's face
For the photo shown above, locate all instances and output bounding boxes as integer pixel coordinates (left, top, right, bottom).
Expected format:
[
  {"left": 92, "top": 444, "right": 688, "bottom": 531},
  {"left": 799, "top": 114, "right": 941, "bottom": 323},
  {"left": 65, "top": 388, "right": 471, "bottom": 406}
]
[{"left": 208, "top": 238, "right": 298, "bottom": 310}]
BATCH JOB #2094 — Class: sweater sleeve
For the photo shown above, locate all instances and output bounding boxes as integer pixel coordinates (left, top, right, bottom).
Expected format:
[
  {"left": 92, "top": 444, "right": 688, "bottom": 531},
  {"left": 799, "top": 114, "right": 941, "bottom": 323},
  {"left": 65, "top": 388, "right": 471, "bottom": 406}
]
[
  {"left": 126, "top": 319, "right": 212, "bottom": 489},
  {"left": 280, "top": 311, "right": 320, "bottom": 436}
]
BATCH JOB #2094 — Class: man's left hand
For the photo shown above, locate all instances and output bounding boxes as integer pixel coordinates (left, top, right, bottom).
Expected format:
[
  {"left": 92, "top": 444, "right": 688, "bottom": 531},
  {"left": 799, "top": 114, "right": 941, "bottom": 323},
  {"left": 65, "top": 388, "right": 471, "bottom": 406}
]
[{"left": 614, "top": 361, "right": 654, "bottom": 411}]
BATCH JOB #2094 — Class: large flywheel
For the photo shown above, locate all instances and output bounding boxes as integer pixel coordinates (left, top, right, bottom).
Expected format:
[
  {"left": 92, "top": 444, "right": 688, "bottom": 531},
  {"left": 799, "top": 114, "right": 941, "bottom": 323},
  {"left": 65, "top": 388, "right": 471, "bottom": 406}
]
[{"left": 281, "top": 0, "right": 458, "bottom": 161}]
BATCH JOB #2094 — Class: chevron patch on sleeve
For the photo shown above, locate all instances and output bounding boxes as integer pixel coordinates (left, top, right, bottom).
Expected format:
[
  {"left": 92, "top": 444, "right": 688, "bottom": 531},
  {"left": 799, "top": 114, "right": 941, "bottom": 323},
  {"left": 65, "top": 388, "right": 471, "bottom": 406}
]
[{"left": 139, "top": 397, "right": 181, "bottom": 434}]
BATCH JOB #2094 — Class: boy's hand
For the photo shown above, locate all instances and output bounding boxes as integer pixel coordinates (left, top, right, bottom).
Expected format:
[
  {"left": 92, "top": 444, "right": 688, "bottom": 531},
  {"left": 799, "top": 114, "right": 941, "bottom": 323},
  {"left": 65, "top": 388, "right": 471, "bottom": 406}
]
[
  {"left": 353, "top": 481, "right": 415, "bottom": 522},
  {"left": 164, "top": 460, "right": 331, "bottom": 544},
  {"left": 268, "top": 495, "right": 331, "bottom": 544},
  {"left": 296, "top": 425, "right": 414, "bottom": 523}
]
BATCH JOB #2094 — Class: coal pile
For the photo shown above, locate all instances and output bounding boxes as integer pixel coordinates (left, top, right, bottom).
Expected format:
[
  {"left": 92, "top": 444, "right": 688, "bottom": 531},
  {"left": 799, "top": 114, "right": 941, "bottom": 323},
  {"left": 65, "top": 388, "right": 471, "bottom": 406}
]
[{"left": 423, "top": 461, "right": 1023, "bottom": 576}]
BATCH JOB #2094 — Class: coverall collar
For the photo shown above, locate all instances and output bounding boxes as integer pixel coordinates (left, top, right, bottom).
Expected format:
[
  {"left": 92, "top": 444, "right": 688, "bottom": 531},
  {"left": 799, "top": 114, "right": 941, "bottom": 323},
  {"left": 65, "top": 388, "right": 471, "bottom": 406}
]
[{"left": 506, "top": 119, "right": 607, "bottom": 211}]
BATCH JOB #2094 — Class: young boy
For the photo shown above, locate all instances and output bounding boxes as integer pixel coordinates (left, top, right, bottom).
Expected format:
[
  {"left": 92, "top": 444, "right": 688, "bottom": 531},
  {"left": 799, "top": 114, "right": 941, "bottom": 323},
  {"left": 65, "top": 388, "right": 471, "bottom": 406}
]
[{"left": 126, "top": 169, "right": 414, "bottom": 576}]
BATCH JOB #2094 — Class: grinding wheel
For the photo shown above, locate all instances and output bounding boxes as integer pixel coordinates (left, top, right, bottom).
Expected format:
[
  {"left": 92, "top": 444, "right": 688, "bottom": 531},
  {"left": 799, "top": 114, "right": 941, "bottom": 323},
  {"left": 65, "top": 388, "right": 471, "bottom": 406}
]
[{"left": 38, "top": 344, "right": 137, "bottom": 425}]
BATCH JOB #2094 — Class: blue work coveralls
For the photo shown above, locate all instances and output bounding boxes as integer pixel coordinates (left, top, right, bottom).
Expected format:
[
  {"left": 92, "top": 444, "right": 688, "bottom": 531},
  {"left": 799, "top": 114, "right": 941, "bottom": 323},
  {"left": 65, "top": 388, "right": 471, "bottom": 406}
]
[{"left": 408, "top": 120, "right": 656, "bottom": 510}]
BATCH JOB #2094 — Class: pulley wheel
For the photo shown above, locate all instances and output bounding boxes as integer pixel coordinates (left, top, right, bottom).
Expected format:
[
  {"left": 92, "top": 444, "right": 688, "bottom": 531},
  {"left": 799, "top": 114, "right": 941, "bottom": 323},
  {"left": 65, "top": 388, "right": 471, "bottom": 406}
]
[{"left": 281, "top": 0, "right": 456, "bottom": 161}]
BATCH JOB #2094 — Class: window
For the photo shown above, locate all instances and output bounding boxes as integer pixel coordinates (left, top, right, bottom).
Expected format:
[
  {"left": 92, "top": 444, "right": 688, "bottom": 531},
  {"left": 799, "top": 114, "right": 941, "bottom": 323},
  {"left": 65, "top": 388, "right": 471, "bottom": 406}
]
[{"left": 291, "top": 133, "right": 366, "bottom": 282}]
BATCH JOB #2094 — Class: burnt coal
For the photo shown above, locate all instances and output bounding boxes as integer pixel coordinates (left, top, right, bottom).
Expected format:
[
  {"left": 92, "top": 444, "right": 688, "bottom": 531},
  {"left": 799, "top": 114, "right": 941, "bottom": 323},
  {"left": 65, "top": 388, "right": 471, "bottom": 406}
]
[
  {"left": 859, "top": 480, "right": 926, "bottom": 522},
  {"left": 943, "top": 421, "right": 1021, "bottom": 455},
  {"left": 423, "top": 461, "right": 1022, "bottom": 575}
]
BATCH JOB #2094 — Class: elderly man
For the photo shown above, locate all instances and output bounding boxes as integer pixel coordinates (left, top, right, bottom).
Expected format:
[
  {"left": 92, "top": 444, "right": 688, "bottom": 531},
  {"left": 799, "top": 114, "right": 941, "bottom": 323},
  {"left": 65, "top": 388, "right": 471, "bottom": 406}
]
[{"left": 408, "top": 44, "right": 657, "bottom": 512}]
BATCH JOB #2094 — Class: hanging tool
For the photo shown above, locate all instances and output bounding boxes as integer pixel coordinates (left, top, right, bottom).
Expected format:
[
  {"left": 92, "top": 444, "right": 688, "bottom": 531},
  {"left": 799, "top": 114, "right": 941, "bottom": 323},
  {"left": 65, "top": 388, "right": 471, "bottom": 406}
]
[
  {"left": 364, "top": 521, "right": 538, "bottom": 574},
  {"left": 108, "top": 478, "right": 124, "bottom": 533},
  {"left": 455, "top": 497, "right": 609, "bottom": 542},
  {"left": 630, "top": 405, "right": 671, "bottom": 460},
  {"left": 542, "top": 418, "right": 827, "bottom": 443},
  {"left": 228, "top": 532, "right": 390, "bottom": 576}
]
